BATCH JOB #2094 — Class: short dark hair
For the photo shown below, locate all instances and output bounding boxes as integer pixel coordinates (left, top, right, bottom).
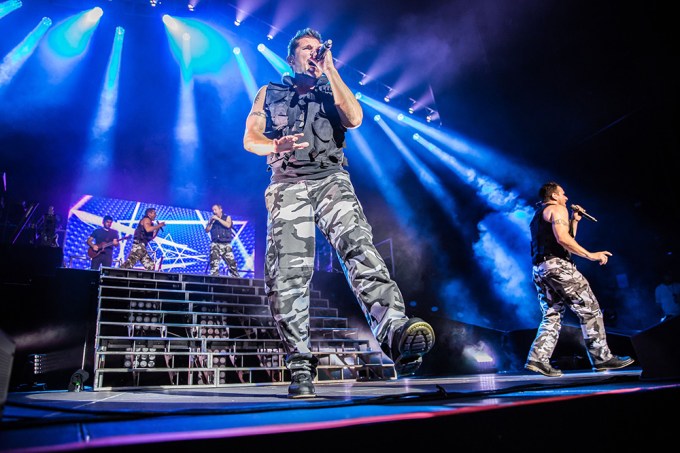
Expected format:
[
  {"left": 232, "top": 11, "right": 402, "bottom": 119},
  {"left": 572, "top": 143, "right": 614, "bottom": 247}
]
[
  {"left": 103, "top": 215, "right": 113, "bottom": 223},
  {"left": 538, "top": 182, "right": 561, "bottom": 202},
  {"left": 145, "top": 207, "right": 156, "bottom": 216},
  {"left": 287, "top": 28, "right": 322, "bottom": 58}
]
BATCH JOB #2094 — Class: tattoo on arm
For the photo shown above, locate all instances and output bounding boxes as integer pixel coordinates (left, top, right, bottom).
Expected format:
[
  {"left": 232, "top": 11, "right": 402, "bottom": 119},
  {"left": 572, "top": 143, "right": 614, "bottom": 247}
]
[
  {"left": 254, "top": 90, "right": 262, "bottom": 104},
  {"left": 553, "top": 218, "right": 569, "bottom": 226},
  {"left": 249, "top": 111, "right": 266, "bottom": 118}
]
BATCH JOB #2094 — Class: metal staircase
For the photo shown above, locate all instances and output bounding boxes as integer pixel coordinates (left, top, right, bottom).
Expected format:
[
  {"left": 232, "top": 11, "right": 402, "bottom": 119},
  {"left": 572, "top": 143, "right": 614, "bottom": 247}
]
[{"left": 93, "top": 267, "right": 396, "bottom": 390}]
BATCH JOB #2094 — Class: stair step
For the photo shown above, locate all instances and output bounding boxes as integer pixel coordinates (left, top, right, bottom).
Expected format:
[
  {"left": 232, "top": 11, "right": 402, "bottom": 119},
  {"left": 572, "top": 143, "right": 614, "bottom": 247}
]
[{"left": 93, "top": 269, "right": 394, "bottom": 390}]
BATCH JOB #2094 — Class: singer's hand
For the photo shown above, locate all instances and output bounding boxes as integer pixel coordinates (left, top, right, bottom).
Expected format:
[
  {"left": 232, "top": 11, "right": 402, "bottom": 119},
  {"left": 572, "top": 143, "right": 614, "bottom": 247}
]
[
  {"left": 273, "top": 133, "right": 309, "bottom": 154},
  {"left": 589, "top": 250, "right": 612, "bottom": 266}
]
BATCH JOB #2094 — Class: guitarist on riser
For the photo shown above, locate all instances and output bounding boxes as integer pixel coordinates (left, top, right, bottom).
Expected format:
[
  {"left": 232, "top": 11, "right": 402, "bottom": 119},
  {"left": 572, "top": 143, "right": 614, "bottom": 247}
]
[{"left": 86, "top": 215, "right": 121, "bottom": 270}]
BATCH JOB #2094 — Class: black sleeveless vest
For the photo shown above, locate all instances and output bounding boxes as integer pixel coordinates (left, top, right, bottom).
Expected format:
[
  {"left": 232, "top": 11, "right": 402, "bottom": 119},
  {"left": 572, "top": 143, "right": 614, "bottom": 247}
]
[
  {"left": 210, "top": 215, "right": 234, "bottom": 244},
  {"left": 530, "top": 205, "right": 572, "bottom": 265},
  {"left": 133, "top": 216, "right": 155, "bottom": 244},
  {"left": 263, "top": 75, "right": 348, "bottom": 182}
]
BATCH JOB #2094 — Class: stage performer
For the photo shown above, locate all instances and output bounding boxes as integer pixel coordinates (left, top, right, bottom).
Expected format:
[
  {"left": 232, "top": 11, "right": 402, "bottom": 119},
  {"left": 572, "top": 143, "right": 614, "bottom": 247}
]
[
  {"left": 120, "top": 207, "right": 165, "bottom": 271},
  {"left": 525, "top": 182, "right": 634, "bottom": 377},
  {"left": 205, "top": 204, "right": 240, "bottom": 277},
  {"left": 243, "top": 27, "right": 435, "bottom": 398},
  {"left": 86, "top": 215, "right": 120, "bottom": 270}
]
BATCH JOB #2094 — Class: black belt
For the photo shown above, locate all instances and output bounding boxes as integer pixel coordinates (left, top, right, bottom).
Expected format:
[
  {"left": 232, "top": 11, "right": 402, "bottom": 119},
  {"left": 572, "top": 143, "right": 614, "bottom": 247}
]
[{"left": 535, "top": 255, "right": 571, "bottom": 265}]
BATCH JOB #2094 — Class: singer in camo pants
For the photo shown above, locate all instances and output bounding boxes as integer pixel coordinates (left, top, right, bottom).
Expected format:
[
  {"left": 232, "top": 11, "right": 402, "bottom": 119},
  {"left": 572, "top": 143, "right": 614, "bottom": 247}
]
[
  {"left": 264, "top": 172, "right": 408, "bottom": 360},
  {"left": 120, "top": 241, "right": 155, "bottom": 271},
  {"left": 528, "top": 257, "right": 613, "bottom": 365},
  {"left": 209, "top": 242, "right": 239, "bottom": 277}
]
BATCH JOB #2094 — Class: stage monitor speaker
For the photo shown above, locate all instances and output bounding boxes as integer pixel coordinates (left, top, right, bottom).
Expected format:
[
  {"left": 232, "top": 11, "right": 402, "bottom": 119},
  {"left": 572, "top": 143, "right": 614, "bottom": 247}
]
[
  {"left": 0, "top": 329, "right": 16, "bottom": 416},
  {"left": 631, "top": 316, "right": 680, "bottom": 380}
]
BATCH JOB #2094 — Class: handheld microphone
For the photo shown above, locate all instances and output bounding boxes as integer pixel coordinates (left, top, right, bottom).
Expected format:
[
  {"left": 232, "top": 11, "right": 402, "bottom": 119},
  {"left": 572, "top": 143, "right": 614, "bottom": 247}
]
[
  {"left": 315, "top": 39, "right": 332, "bottom": 61},
  {"left": 571, "top": 204, "right": 598, "bottom": 222}
]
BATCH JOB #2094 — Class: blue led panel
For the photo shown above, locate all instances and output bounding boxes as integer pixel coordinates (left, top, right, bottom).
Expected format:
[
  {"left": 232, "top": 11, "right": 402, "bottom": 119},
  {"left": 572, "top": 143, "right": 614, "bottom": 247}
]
[{"left": 63, "top": 195, "right": 255, "bottom": 277}]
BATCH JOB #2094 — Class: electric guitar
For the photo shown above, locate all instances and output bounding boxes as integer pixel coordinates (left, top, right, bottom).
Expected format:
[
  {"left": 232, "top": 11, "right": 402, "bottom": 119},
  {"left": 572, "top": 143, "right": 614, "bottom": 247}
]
[{"left": 88, "top": 235, "right": 132, "bottom": 259}]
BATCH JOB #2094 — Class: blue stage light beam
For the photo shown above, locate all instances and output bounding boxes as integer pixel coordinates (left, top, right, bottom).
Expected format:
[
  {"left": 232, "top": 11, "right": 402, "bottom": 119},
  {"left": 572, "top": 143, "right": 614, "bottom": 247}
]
[
  {"left": 76, "top": 27, "right": 125, "bottom": 198},
  {"left": 93, "top": 26, "right": 124, "bottom": 138},
  {"left": 39, "top": 7, "right": 103, "bottom": 83},
  {"left": 348, "top": 129, "right": 415, "bottom": 226},
  {"left": 374, "top": 116, "right": 461, "bottom": 229},
  {"left": 163, "top": 15, "right": 231, "bottom": 78},
  {"left": 232, "top": 47, "right": 258, "bottom": 101},
  {"left": 0, "top": 16, "right": 51, "bottom": 87},
  {"left": 257, "top": 43, "right": 290, "bottom": 76},
  {"left": 0, "top": 0, "right": 22, "bottom": 20},
  {"left": 397, "top": 110, "right": 547, "bottom": 196}
]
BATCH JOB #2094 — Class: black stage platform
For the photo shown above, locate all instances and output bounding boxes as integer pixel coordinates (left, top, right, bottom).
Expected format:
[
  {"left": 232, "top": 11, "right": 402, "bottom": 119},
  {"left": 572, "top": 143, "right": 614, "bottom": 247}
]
[{"left": 2, "top": 369, "right": 679, "bottom": 451}]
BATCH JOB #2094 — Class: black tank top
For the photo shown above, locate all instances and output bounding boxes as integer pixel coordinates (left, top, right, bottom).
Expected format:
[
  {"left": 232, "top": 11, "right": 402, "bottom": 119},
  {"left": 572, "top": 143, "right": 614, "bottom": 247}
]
[{"left": 530, "top": 205, "right": 572, "bottom": 265}]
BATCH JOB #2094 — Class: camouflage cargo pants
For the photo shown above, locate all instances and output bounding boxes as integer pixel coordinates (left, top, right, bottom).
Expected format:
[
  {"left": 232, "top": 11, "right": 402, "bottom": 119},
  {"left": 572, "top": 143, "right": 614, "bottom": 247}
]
[
  {"left": 209, "top": 242, "right": 240, "bottom": 277},
  {"left": 264, "top": 172, "right": 407, "bottom": 360},
  {"left": 527, "top": 257, "right": 613, "bottom": 366},
  {"left": 120, "top": 241, "right": 155, "bottom": 271}
]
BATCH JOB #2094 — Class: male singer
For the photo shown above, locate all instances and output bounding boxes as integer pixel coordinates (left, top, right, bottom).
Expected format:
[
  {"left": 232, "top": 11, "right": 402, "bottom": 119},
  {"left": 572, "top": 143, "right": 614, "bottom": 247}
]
[
  {"left": 243, "top": 27, "right": 435, "bottom": 398},
  {"left": 120, "top": 207, "right": 165, "bottom": 271},
  {"left": 204, "top": 204, "right": 240, "bottom": 277},
  {"left": 524, "top": 182, "right": 634, "bottom": 377}
]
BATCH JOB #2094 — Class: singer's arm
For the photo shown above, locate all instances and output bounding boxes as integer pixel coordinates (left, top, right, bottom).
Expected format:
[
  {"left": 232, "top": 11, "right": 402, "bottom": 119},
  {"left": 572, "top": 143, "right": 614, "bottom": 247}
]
[
  {"left": 210, "top": 215, "right": 233, "bottom": 229},
  {"left": 141, "top": 218, "right": 165, "bottom": 237},
  {"left": 244, "top": 86, "right": 309, "bottom": 156},
  {"left": 319, "top": 52, "right": 363, "bottom": 128},
  {"left": 546, "top": 205, "right": 611, "bottom": 265}
]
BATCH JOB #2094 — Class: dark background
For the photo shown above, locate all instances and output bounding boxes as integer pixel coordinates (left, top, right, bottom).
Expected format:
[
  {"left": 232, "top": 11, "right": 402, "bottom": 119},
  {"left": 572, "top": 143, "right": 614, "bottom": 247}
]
[{"left": 1, "top": 0, "right": 677, "bottom": 334}]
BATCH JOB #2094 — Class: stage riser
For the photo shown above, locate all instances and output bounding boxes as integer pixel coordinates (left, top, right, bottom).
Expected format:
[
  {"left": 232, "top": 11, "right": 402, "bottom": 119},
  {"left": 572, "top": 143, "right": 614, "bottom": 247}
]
[{"left": 93, "top": 268, "right": 395, "bottom": 390}]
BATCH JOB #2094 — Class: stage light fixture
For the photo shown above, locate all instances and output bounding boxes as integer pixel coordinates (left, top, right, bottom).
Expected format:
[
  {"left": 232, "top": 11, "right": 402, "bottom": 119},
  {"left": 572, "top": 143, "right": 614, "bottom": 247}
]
[
  {"left": 383, "top": 96, "right": 390, "bottom": 103},
  {"left": 397, "top": 113, "right": 404, "bottom": 121},
  {"left": 374, "top": 114, "right": 381, "bottom": 122},
  {"left": 150, "top": 0, "right": 160, "bottom": 7},
  {"left": 233, "top": 47, "right": 240, "bottom": 55},
  {"left": 355, "top": 92, "right": 362, "bottom": 100},
  {"left": 257, "top": 43, "right": 265, "bottom": 52},
  {"left": 68, "top": 369, "right": 90, "bottom": 392},
  {"left": 408, "top": 107, "right": 414, "bottom": 114},
  {"left": 234, "top": 19, "right": 241, "bottom": 26}
]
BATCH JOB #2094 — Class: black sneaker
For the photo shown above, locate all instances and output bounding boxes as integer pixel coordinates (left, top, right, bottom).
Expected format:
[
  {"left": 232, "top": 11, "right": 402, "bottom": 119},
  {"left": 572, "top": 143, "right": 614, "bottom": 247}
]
[
  {"left": 593, "top": 355, "right": 634, "bottom": 372},
  {"left": 288, "top": 371, "right": 316, "bottom": 399},
  {"left": 390, "top": 317, "right": 435, "bottom": 376},
  {"left": 525, "top": 360, "right": 563, "bottom": 377}
]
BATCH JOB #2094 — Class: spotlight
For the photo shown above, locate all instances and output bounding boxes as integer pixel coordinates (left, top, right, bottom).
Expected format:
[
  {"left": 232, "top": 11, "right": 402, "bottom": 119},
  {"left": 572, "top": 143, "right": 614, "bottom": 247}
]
[
  {"left": 413, "top": 133, "right": 420, "bottom": 140},
  {"left": 408, "top": 107, "right": 414, "bottom": 114},
  {"left": 257, "top": 43, "right": 265, "bottom": 52},
  {"left": 187, "top": 4, "right": 194, "bottom": 11},
  {"left": 354, "top": 92, "right": 362, "bottom": 100},
  {"left": 383, "top": 96, "right": 390, "bottom": 103},
  {"left": 150, "top": 0, "right": 159, "bottom": 7},
  {"left": 426, "top": 115, "right": 432, "bottom": 122},
  {"left": 397, "top": 113, "right": 404, "bottom": 121},
  {"left": 266, "top": 34, "right": 273, "bottom": 40},
  {"left": 233, "top": 47, "right": 240, "bottom": 55},
  {"left": 373, "top": 114, "right": 381, "bottom": 122},
  {"left": 234, "top": 19, "right": 241, "bottom": 26}
]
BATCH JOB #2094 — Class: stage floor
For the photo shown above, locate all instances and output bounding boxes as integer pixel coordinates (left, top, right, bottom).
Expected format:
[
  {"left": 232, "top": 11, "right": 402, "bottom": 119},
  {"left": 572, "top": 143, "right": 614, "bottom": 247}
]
[{"left": 2, "top": 367, "right": 678, "bottom": 451}]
